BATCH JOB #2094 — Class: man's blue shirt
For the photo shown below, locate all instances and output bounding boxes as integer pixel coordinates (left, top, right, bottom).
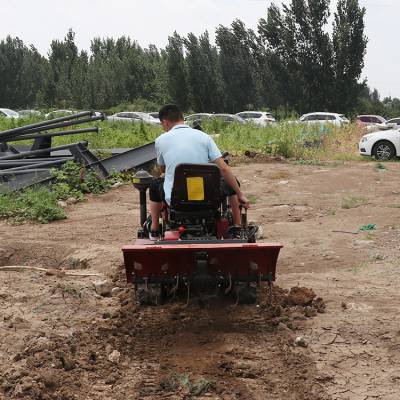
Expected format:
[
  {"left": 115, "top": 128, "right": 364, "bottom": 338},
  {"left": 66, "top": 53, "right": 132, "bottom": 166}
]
[{"left": 155, "top": 124, "right": 222, "bottom": 204}]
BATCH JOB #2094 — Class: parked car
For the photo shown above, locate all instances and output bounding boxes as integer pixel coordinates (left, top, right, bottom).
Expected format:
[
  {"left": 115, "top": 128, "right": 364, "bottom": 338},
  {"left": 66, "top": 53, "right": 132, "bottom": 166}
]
[
  {"left": 211, "top": 114, "right": 245, "bottom": 124},
  {"left": 299, "top": 112, "right": 349, "bottom": 126},
  {"left": 236, "top": 111, "right": 275, "bottom": 126},
  {"left": 381, "top": 117, "right": 400, "bottom": 128},
  {"left": 359, "top": 128, "right": 400, "bottom": 160},
  {"left": 0, "top": 108, "right": 20, "bottom": 119},
  {"left": 45, "top": 110, "right": 75, "bottom": 119},
  {"left": 148, "top": 112, "right": 160, "bottom": 120},
  {"left": 18, "top": 109, "right": 43, "bottom": 117},
  {"left": 356, "top": 115, "right": 386, "bottom": 127},
  {"left": 107, "top": 111, "right": 160, "bottom": 125},
  {"left": 184, "top": 113, "right": 212, "bottom": 125}
]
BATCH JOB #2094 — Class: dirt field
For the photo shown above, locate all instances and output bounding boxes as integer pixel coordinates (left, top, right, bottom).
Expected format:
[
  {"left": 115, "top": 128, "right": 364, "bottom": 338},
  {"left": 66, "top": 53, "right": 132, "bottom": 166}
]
[{"left": 1, "top": 160, "right": 400, "bottom": 400}]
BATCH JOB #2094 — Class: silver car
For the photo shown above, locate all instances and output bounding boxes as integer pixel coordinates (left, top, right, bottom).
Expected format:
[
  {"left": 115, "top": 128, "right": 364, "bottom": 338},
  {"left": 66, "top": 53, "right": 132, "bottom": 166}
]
[
  {"left": 107, "top": 112, "right": 160, "bottom": 125},
  {"left": 211, "top": 114, "right": 245, "bottom": 124},
  {"left": 18, "top": 109, "right": 43, "bottom": 117},
  {"left": 236, "top": 111, "right": 276, "bottom": 126},
  {"left": 0, "top": 108, "right": 20, "bottom": 119},
  {"left": 299, "top": 112, "right": 349, "bottom": 126}
]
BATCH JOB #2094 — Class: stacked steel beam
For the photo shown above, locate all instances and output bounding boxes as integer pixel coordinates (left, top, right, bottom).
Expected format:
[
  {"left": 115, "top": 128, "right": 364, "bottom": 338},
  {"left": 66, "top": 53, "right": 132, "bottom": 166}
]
[
  {"left": 0, "top": 111, "right": 104, "bottom": 192},
  {"left": 0, "top": 110, "right": 158, "bottom": 193}
]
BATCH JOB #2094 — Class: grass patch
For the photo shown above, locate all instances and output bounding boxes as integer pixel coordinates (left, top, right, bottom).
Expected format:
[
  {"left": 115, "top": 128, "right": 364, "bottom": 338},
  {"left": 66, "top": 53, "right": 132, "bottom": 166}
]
[
  {"left": 1, "top": 116, "right": 367, "bottom": 162},
  {"left": 0, "top": 161, "right": 126, "bottom": 224},
  {"left": 341, "top": 196, "right": 368, "bottom": 209},
  {"left": 0, "top": 186, "right": 65, "bottom": 223},
  {"left": 247, "top": 194, "right": 258, "bottom": 204},
  {"left": 269, "top": 171, "right": 290, "bottom": 180},
  {"left": 387, "top": 204, "right": 400, "bottom": 208},
  {"left": 375, "top": 162, "right": 387, "bottom": 170}
]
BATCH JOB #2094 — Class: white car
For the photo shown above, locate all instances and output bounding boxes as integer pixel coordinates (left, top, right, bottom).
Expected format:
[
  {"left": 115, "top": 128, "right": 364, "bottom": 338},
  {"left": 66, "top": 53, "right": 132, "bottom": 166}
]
[
  {"left": 107, "top": 112, "right": 160, "bottom": 125},
  {"left": 18, "top": 109, "right": 43, "bottom": 117},
  {"left": 359, "top": 128, "right": 400, "bottom": 160},
  {"left": 211, "top": 114, "right": 245, "bottom": 124},
  {"left": 148, "top": 112, "right": 160, "bottom": 120},
  {"left": 356, "top": 115, "right": 386, "bottom": 127},
  {"left": 299, "top": 112, "right": 349, "bottom": 126},
  {"left": 382, "top": 117, "right": 400, "bottom": 129},
  {"left": 0, "top": 108, "right": 20, "bottom": 119},
  {"left": 184, "top": 113, "right": 212, "bottom": 124},
  {"left": 45, "top": 109, "right": 75, "bottom": 118},
  {"left": 236, "top": 111, "right": 276, "bottom": 126}
]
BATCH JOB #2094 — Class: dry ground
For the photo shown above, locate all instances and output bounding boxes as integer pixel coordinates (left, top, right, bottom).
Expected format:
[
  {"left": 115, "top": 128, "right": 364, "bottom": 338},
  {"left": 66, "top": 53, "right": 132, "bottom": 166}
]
[{"left": 1, "top": 160, "right": 400, "bottom": 399}]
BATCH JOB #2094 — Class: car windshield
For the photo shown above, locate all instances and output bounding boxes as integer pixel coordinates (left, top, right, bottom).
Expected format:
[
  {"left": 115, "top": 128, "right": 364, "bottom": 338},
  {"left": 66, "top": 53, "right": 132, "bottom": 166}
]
[
  {"left": 339, "top": 115, "right": 349, "bottom": 122},
  {"left": 135, "top": 112, "right": 150, "bottom": 119},
  {"left": 187, "top": 114, "right": 210, "bottom": 121},
  {"left": 3, "top": 109, "right": 19, "bottom": 117}
]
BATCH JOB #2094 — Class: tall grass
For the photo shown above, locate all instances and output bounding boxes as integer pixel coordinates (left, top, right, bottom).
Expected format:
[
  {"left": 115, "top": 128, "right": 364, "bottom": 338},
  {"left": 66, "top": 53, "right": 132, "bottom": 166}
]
[{"left": 0, "top": 116, "right": 366, "bottom": 161}]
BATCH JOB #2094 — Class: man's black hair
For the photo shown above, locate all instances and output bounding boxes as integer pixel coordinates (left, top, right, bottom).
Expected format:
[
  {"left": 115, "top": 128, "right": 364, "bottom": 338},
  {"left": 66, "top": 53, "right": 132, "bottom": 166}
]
[{"left": 158, "top": 104, "right": 184, "bottom": 122}]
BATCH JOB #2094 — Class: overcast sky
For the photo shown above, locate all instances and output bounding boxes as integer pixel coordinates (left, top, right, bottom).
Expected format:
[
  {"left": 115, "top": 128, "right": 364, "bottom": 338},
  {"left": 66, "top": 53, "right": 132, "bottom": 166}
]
[{"left": 1, "top": 0, "right": 398, "bottom": 98}]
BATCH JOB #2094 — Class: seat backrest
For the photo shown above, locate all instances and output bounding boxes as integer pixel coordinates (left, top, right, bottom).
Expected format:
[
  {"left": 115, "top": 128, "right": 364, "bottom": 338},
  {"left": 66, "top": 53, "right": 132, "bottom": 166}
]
[{"left": 170, "top": 163, "right": 221, "bottom": 219}]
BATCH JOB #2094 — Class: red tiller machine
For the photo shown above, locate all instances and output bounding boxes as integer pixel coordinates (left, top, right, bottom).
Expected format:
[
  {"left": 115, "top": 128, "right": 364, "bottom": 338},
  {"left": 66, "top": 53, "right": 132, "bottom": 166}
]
[{"left": 122, "top": 162, "right": 283, "bottom": 305}]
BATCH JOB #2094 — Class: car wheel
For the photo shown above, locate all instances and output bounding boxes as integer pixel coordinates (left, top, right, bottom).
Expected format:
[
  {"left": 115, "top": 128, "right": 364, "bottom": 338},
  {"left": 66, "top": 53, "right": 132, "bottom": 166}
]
[{"left": 372, "top": 140, "right": 396, "bottom": 160}]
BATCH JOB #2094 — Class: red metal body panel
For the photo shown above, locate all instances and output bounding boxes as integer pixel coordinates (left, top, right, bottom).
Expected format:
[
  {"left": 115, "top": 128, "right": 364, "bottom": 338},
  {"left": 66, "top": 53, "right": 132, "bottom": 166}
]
[
  {"left": 164, "top": 231, "right": 181, "bottom": 241},
  {"left": 122, "top": 241, "right": 283, "bottom": 284}
]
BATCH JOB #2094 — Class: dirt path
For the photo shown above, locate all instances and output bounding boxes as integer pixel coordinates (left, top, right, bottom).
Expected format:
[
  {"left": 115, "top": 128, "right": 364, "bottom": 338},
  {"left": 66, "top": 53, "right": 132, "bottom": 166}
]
[{"left": 1, "top": 160, "right": 400, "bottom": 399}]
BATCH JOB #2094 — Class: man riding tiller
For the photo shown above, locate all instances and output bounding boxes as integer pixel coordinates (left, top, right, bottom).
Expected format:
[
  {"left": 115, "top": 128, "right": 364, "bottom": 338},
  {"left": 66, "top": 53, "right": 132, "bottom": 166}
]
[{"left": 122, "top": 105, "right": 283, "bottom": 305}]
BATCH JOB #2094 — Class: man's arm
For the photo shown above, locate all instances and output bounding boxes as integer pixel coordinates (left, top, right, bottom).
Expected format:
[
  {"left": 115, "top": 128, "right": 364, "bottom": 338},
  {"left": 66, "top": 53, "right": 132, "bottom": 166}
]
[
  {"left": 155, "top": 139, "right": 166, "bottom": 174},
  {"left": 213, "top": 157, "right": 250, "bottom": 209}
]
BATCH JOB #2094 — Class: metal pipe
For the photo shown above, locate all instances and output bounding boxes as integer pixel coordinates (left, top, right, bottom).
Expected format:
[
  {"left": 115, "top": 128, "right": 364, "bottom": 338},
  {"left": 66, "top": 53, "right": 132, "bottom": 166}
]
[
  {"left": 8, "top": 127, "right": 99, "bottom": 142},
  {"left": 0, "top": 169, "right": 50, "bottom": 176},
  {"left": 0, "top": 158, "right": 70, "bottom": 164},
  {"left": 19, "top": 115, "right": 104, "bottom": 135},
  {"left": 1, "top": 158, "right": 72, "bottom": 172},
  {"left": 0, "top": 142, "right": 87, "bottom": 161},
  {"left": 0, "top": 111, "right": 95, "bottom": 140},
  {"left": 0, "top": 115, "right": 104, "bottom": 142},
  {"left": 0, "top": 158, "right": 73, "bottom": 168}
]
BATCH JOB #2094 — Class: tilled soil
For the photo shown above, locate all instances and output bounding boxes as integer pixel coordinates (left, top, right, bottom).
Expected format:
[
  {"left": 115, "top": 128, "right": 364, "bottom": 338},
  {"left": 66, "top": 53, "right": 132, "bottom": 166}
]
[{"left": 1, "top": 160, "right": 400, "bottom": 399}]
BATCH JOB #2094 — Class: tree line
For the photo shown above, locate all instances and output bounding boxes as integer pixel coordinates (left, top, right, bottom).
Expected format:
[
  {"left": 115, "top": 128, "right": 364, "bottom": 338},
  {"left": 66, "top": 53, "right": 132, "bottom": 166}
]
[{"left": 0, "top": 0, "right": 396, "bottom": 117}]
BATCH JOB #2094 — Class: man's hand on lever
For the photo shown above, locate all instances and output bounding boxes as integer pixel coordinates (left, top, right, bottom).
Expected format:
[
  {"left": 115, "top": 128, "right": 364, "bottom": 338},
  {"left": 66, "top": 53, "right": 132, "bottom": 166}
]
[
  {"left": 237, "top": 192, "right": 250, "bottom": 209},
  {"left": 214, "top": 157, "right": 250, "bottom": 209}
]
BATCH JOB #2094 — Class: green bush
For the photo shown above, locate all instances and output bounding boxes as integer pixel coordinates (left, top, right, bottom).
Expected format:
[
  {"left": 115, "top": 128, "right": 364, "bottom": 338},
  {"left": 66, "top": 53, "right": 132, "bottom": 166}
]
[
  {"left": 0, "top": 161, "right": 124, "bottom": 224},
  {"left": 0, "top": 187, "right": 65, "bottom": 223},
  {"left": 51, "top": 161, "right": 111, "bottom": 200}
]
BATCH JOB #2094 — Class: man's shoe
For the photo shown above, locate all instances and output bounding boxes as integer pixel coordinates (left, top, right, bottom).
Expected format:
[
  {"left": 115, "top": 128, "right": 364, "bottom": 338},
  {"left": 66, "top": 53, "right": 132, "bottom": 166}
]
[
  {"left": 228, "top": 225, "right": 242, "bottom": 239},
  {"left": 149, "top": 231, "right": 160, "bottom": 241}
]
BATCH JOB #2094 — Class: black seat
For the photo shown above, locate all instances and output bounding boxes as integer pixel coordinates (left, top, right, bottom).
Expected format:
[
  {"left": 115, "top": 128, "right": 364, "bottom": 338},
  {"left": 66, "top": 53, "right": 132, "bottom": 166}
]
[{"left": 170, "top": 163, "right": 222, "bottom": 221}]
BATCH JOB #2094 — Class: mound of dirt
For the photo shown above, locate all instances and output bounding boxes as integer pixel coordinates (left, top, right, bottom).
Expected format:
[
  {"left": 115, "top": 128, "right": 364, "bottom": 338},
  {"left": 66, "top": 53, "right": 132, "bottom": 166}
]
[{"left": 287, "top": 286, "right": 316, "bottom": 306}]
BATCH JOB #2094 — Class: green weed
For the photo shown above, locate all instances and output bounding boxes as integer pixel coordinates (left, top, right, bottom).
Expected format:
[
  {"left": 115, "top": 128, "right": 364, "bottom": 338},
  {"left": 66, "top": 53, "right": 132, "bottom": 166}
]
[
  {"left": 248, "top": 194, "right": 258, "bottom": 204},
  {"left": 0, "top": 186, "right": 65, "bottom": 223},
  {"left": 375, "top": 162, "right": 387, "bottom": 170},
  {"left": 0, "top": 116, "right": 370, "bottom": 162},
  {"left": 0, "top": 161, "right": 124, "bottom": 224},
  {"left": 341, "top": 196, "right": 368, "bottom": 209}
]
